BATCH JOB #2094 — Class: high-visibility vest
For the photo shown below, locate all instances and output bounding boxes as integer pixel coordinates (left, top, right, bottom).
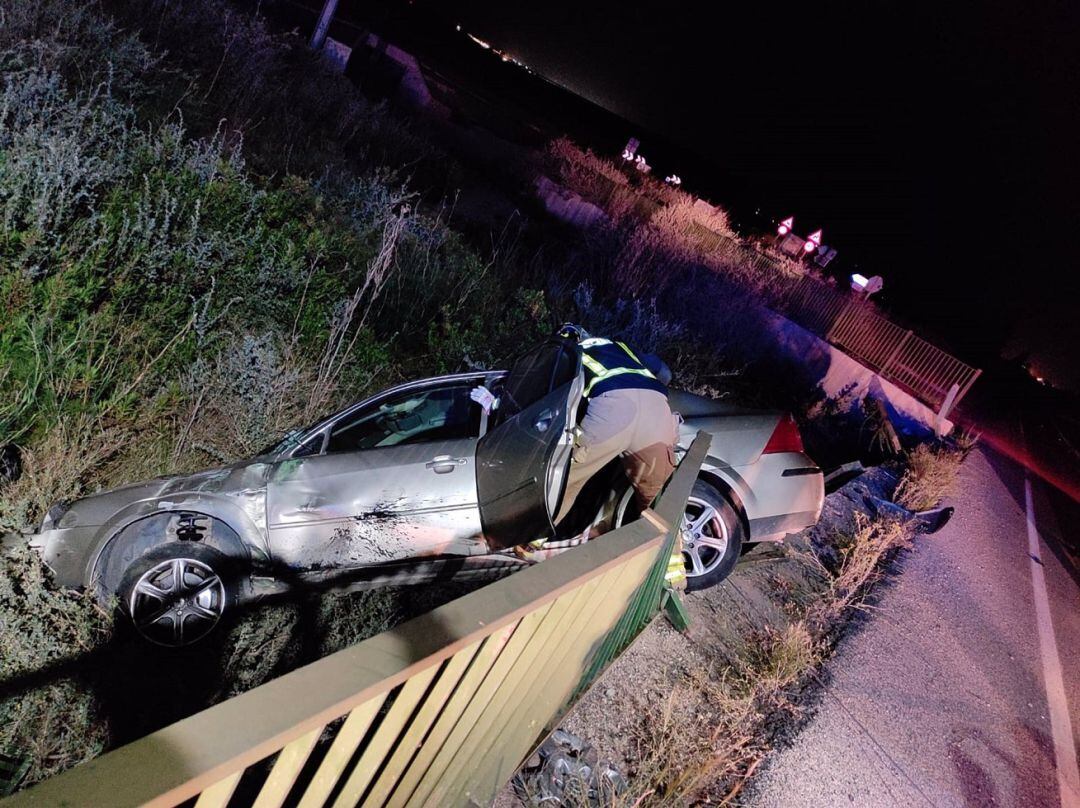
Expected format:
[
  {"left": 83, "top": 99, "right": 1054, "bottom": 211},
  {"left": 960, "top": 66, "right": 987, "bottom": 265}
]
[{"left": 578, "top": 337, "right": 658, "bottom": 398}]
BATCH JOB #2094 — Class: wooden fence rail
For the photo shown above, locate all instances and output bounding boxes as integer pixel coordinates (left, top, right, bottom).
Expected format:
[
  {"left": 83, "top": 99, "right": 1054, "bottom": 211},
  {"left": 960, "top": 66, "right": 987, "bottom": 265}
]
[{"left": 3, "top": 435, "right": 711, "bottom": 808}]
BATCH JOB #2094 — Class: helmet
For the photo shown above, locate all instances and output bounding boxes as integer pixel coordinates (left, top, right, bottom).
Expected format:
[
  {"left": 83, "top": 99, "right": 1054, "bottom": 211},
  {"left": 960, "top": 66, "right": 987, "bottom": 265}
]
[{"left": 555, "top": 323, "right": 589, "bottom": 342}]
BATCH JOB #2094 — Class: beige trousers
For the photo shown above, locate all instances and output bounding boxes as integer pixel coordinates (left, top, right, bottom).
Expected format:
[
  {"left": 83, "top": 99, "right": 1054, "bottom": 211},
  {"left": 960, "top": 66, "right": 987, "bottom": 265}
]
[{"left": 555, "top": 388, "right": 678, "bottom": 524}]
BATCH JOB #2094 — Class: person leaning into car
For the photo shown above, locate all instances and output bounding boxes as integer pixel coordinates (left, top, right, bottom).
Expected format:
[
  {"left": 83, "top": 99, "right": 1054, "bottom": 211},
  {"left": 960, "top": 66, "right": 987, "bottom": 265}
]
[{"left": 470, "top": 323, "right": 679, "bottom": 529}]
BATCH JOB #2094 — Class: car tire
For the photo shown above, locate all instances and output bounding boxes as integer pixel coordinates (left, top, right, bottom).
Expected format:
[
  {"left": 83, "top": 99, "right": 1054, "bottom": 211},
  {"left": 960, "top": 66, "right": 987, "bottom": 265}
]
[
  {"left": 612, "top": 478, "right": 744, "bottom": 591},
  {"left": 118, "top": 543, "right": 237, "bottom": 647},
  {"left": 682, "top": 481, "right": 744, "bottom": 591}
]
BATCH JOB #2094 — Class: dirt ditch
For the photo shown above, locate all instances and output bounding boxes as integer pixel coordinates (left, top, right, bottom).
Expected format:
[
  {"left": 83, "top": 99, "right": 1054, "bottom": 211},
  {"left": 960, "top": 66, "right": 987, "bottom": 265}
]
[{"left": 499, "top": 462, "right": 955, "bottom": 806}]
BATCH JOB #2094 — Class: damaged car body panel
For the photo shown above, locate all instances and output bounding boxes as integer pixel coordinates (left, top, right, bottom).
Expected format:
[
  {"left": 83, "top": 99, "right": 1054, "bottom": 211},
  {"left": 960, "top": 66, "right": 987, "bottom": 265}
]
[
  {"left": 32, "top": 462, "right": 272, "bottom": 595},
  {"left": 265, "top": 437, "right": 487, "bottom": 570}
]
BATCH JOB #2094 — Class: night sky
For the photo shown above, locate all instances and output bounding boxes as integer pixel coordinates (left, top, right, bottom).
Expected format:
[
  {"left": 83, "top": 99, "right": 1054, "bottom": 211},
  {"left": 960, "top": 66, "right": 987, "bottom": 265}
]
[{"left": 365, "top": 0, "right": 1079, "bottom": 382}]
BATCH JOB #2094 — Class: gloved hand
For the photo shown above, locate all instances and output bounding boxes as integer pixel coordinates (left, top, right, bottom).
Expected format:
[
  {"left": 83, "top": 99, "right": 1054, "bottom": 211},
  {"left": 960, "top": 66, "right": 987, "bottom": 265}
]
[{"left": 469, "top": 385, "right": 499, "bottom": 415}]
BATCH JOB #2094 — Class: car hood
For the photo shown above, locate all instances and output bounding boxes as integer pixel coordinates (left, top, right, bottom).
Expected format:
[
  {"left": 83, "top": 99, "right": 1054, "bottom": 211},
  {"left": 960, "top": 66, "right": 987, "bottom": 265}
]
[{"left": 54, "top": 460, "right": 271, "bottom": 530}]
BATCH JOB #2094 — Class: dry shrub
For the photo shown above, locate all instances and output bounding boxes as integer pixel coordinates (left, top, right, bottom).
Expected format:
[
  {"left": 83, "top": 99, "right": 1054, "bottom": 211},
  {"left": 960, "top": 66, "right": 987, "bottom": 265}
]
[
  {"left": 651, "top": 195, "right": 734, "bottom": 241},
  {"left": 547, "top": 137, "right": 629, "bottom": 197},
  {"left": 622, "top": 672, "right": 760, "bottom": 806},
  {"left": 953, "top": 428, "right": 981, "bottom": 454},
  {"left": 309, "top": 210, "right": 406, "bottom": 415},
  {"left": 812, "top": 515, "right": 910, "bottom": 627},
  {"left": 611, "top": 224, "right": 691, "bottom": 297},
  {"left": 893, "top": 443, "right": 964, "bottom": 511},
  {"left": 172, "top": 334, "right": 311, "bottom": 464},
  {"left": 0, "top": 544, "right": 113, "bottom": 788},
  {"left": 753, "top": 623, "right": 820, "bottom": 693},
  {"left": 0, "top": 416, "right": 128, "bottom": 533},
  {"left": 621, "top": 622, "right": 821, "bottom": 806}
]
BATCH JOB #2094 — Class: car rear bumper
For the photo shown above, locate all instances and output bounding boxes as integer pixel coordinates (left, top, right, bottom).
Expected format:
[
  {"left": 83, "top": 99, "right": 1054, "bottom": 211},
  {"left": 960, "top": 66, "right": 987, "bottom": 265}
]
[{"left": 734, "top": 451, "right": 824, "bottom": 542}]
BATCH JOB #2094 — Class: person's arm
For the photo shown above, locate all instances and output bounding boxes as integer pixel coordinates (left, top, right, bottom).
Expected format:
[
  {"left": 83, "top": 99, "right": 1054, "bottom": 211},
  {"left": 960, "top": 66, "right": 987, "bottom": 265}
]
[{"left": 641, "top": 352, "right": 673, "bottom": 386}]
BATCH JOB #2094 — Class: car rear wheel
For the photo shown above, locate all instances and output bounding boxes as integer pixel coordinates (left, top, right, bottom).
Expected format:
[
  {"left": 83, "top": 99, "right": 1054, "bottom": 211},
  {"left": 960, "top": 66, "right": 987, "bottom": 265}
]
[
  {"left": 613, "top": 478, "right": 743, "bottom": 591},
  {"left": 119, "top": 544, "right": 235, "bottom": 647},
  {"left": 681, "top": 481, "right": 743, "bottom": 591}
]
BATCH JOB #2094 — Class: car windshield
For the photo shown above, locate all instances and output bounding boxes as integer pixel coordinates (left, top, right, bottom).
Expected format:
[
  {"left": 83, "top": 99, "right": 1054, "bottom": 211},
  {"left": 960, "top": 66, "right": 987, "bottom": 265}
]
[{"left": 257, "top": 422, "right": 320, "bottom": 457}]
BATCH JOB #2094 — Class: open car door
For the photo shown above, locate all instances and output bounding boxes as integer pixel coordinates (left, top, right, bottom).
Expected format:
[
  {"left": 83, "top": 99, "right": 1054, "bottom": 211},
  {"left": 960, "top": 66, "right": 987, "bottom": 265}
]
[{"left": 476, "top": 341, "right": 583, "bottom": 550}]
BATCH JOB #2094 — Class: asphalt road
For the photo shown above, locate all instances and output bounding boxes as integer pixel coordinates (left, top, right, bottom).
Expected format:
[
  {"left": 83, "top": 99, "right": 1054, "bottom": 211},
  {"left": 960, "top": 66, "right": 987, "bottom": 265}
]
[{"left": 747, "top": 445, "right": 1080, "bottom": 807}]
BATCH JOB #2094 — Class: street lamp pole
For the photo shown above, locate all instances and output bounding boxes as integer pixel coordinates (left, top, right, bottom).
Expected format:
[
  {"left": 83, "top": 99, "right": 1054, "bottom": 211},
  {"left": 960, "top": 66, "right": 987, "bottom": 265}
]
[{"left": 311, "top": 0, "right": 341, "bottom": 50}]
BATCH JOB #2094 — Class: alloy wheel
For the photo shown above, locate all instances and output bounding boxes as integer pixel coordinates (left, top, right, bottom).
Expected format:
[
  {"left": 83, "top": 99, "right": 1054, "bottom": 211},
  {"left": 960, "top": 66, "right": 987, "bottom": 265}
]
[
  {"left": 680, "top": 495, "right": 730, "bottom": 577},
  {"left": 129, "top": 557, "right": 226, "bottom": 646}
]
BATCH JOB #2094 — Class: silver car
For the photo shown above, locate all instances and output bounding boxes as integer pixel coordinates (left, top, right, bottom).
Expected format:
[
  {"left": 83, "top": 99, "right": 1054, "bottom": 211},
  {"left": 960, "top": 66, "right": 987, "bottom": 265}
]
[{"left": 29, "top": 341, "right": 823, "bottom": 645}]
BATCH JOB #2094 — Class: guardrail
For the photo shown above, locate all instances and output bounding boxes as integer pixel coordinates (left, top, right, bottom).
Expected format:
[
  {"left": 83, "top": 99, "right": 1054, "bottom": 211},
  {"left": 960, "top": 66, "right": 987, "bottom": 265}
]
[
  {"left": 778, "top": 276, "right": 981, "bottom": 411},
  {"left": 682, "top": 223, "right": 982, "bottom": 413},
  {"left": 3, "top": 434, "right": 710, "bottom": 808}
]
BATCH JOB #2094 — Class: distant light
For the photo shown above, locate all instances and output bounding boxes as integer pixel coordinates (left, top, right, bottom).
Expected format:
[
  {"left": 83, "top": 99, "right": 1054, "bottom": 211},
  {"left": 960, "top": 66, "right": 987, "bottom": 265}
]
[
  {"left": 466, "top": 33, "right": 491, "bottom": 49},
  {"left": 852, "top": 273, "right": 869, "bottom": 288},
  {"left": 777, "top": 225, "right": 790, "bottom": 235},
  {"left": 456, "top": 24, "right": 462, "bottom": 31}
]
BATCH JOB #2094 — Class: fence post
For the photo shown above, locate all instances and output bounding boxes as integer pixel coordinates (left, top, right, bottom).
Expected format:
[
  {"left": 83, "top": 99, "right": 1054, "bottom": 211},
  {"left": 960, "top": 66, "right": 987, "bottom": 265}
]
[
  {"left": 934, "top": 382, "right": 960, "bottom": 436},
  {"left": 310, "top": 0, "right": 340, "bottom": 50}
]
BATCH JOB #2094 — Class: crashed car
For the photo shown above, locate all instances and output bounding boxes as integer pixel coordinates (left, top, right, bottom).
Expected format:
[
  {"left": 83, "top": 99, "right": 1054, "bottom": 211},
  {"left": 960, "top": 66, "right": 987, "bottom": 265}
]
[{"left": 29, "top": 340, "right": 823, "bottom": 645}]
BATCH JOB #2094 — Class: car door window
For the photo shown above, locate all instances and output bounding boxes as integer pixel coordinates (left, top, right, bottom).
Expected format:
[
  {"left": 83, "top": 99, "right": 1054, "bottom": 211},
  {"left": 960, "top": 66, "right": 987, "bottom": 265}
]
[
  {"left": 326, "top": 383, "right": 482, "bottom": 453},
  {"left": 496, "top": 341, "right": 579, "bottom": 420}
]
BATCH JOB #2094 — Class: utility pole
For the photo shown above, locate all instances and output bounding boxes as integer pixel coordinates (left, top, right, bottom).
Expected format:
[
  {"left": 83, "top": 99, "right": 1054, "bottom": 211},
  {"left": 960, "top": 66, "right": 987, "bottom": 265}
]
[{"left": 310, "top": 0, "right": 341, "bottom": 50}]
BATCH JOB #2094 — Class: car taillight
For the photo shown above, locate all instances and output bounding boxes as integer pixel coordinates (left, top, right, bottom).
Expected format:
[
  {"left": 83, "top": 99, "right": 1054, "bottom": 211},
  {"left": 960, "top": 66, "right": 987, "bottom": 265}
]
[{"left": 763, "top": 413, "right": 804, "bottom": 454}]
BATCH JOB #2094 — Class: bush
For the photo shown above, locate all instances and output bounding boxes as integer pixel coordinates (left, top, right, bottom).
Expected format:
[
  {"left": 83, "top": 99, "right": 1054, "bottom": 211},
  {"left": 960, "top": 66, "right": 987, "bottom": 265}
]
[
  {"left": 893, "top": 443, "right": 964, "bottom": 511},
  {"left": 0, "top": 545, "right": 113, "bottom": 787}
]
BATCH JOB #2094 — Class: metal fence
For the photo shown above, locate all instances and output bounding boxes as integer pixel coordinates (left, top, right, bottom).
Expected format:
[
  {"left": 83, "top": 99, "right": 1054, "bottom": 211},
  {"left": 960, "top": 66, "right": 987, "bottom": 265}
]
[
  {"left": 777, "top": 276, "right": 981, "bottom": 410},
  {"left": 548, "top": 160, "right": 982, "bottom": 414},
  {"left": 3, "top": 435, "right": 710, "bottom": 808}
]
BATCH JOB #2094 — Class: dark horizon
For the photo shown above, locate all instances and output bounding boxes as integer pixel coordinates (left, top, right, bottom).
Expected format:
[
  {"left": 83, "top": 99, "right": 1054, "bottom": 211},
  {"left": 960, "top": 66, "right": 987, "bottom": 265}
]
[{"left": 340, "top": 0, "right": 1078, "bottom": 385}]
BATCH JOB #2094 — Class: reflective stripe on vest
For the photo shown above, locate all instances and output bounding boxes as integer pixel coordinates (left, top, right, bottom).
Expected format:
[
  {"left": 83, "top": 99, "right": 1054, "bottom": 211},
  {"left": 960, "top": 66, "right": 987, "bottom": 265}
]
[{"left": 579, "top": 340, "right": 657, "bottom": 398}]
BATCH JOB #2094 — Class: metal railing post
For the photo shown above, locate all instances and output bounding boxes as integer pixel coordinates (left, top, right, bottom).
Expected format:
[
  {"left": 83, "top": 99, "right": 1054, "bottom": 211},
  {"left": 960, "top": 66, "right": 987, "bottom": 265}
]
[
  {"left": 935, "top": 382, "right": 961, "bottom": 436},
  {"left": 310, "top": 0, "right": 340, "bottom": 50}
]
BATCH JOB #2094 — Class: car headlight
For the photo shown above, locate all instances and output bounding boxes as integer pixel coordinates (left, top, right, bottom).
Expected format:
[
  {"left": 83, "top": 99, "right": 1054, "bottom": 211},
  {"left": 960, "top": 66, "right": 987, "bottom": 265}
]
[{"left": 40, "top": 501, "right": 71, "bottom": 532}]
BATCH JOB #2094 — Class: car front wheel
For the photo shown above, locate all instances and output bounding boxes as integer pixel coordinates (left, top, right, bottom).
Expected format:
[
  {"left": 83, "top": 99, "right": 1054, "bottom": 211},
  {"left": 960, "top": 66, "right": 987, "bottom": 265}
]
[{"left": 119, "top": 544, "right": 235, "bottom": 647}]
